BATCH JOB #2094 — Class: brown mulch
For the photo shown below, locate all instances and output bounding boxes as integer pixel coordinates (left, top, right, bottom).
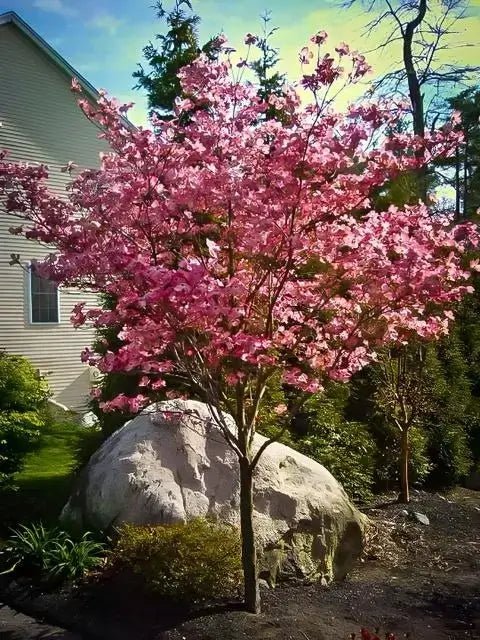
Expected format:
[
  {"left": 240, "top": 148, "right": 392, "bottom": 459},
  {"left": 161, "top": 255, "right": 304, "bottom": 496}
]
[{"left": 1, "top": 488, "right": 479, "bottom": 640}]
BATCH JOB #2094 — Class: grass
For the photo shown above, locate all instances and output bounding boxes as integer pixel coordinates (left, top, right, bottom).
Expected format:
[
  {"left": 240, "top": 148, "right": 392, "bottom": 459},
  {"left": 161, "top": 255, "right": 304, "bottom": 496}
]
[{"left": 0, "top": 419, "right": 102, "bottom": 534}]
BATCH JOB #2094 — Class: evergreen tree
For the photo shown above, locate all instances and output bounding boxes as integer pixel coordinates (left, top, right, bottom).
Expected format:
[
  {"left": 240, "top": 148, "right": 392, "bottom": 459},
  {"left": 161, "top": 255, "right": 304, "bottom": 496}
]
[{"left": 133, "top": 0, "right": 221, "bottom": 118}]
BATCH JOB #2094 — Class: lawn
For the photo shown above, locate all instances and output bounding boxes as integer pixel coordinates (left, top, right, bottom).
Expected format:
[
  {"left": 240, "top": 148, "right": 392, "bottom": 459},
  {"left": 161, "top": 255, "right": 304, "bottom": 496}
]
[{"left": 0, "top": 419, "right": 101, "bottom": 534}]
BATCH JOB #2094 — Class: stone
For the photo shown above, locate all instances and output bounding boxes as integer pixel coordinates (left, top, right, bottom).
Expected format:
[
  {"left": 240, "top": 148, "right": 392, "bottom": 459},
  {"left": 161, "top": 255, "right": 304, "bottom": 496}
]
[
  {"left": 411, "top": 511, "right": 430, "bottom": 526},
  {"left": 62, "top": 400, "right": 367, "bottom": 585},
  {"left": 80, "top": 411, "right": 99, "bottom": 428}
]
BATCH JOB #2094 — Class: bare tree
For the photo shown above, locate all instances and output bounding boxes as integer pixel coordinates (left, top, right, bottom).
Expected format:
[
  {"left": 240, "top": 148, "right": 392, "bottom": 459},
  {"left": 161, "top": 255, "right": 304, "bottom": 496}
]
[
  {"left": 373, "top": 344, "right": 432, "bottom": 503},
  {"left": 345, "top": 0, "right": 479, "bottom": 198}
]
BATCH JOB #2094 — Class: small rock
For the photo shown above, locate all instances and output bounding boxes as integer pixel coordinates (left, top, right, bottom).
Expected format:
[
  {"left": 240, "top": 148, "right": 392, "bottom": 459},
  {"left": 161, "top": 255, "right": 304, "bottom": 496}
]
[
  {"left": 80, "top": 411, "right": 99, "bottom": 428},
  {"left": 411, "top": 511, "right": 430, "bottom": 526}
]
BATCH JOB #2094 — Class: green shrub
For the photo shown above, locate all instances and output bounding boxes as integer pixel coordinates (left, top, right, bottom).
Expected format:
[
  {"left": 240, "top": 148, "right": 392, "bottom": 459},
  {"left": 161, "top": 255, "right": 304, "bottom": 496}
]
[
  {"left": 0, "top": 353, "right": 50, "bottom": 489},
  {"left": 0, "top": 411, "right": 43, "bottom": 487},
  {"left": 290, "top": 388, "right": 377, "bottom": 503},
  {"left": 0, "top": 353, "right": 50, "bottom": 412},
  {"left": 0, "top": 523, "right": 106, "bottom": 582},
  {"left": 372, "top": 423, "right": 432, "bottom": 490},
  {"left": 73, "top": 425, "right": 104, "bottom": 472},
  {"left": 425, "top": 420, "right": 472, "bottom": 488},
  {"left": 110, "top": 519, "right": 242, "bottom": 602}
]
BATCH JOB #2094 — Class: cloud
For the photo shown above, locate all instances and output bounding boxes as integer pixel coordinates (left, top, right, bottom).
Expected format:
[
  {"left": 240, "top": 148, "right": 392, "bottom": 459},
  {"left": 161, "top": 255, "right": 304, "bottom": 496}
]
[
  {"left": 88, "top": 13, "right": 123, "bottom": 35},
  {"left": 33, "top": 0, "right": 77, "bottom": 17}
]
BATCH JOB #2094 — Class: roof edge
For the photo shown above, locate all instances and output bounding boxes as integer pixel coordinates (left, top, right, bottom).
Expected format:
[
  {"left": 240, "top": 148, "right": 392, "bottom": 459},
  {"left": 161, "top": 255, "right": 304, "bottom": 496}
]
[{"left": 0, "top": 10, "right": 99, "bottom": 102}]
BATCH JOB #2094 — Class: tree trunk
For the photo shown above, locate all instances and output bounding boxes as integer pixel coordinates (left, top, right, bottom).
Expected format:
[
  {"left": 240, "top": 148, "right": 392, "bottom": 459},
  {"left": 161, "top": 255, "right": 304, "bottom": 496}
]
[
  {"left": 399, "top": 428, "right": 410, "bottom": 504},
  {"left": 455, "top": 145, "right": 461, "bottom": 221},
  {"left": 239, "top": 457, "right": 260, "bottom": 614},
  {"left": 402, "top": 0, "right": 427, "bottom": 200},
  {"left": 463, "top": 131, "right": 469, "bottom": 217}
]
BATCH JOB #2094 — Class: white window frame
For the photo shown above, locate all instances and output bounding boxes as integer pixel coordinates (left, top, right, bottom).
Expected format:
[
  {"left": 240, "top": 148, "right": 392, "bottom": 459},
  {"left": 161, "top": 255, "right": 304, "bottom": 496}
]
[{"left": 27, "top": 262, "right": 61, "bottom": 325}]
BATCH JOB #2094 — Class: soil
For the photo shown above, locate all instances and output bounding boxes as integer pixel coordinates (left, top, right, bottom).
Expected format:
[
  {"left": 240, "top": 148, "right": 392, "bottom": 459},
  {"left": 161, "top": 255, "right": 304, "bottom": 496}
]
[{"left": 1, "top": 488, "right": 479, "bottom": 640}]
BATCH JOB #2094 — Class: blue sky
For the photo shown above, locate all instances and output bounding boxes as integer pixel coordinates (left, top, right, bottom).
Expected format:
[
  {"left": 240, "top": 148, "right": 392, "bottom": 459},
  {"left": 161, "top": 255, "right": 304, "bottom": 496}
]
[{"left": 2, "top": 0, "right": 480, "bottom": 126}]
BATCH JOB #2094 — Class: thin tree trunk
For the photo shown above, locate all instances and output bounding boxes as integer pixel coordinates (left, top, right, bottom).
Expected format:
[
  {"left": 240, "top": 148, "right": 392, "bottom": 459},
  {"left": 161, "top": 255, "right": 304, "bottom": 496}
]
[
  {"left": 463, "top": 131, "right": 469, "bottom": 217},
  {"left": 455, "top": 146, "right": 461, "bottom": 221},
  {"left": 399, "top": 428, "right": 410, "bottom": 504},
  {"left": 402, "top": 0, "right": 427, "bottom": 200},
  {"left": 239, "top": 457, "right": 260, "bottom": 614}
]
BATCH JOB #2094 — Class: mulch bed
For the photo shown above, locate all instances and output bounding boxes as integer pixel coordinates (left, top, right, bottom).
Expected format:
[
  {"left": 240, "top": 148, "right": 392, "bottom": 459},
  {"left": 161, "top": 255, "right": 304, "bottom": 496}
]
[{"left": 1, "top": 488, "right": 479, "bottom": 640}]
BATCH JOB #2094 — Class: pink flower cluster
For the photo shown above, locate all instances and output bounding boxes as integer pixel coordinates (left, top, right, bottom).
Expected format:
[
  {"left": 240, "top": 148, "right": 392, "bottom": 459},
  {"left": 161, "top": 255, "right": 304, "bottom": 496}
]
[{"left": 0, "top": 35, "right": 475, "bottom": 414}]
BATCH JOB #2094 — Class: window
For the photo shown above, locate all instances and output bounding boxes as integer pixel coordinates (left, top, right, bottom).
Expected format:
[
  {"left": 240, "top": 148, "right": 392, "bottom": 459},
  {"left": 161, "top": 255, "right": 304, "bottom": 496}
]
[{"left": 29, "top": 265, "right": 60, "bottom": 324}]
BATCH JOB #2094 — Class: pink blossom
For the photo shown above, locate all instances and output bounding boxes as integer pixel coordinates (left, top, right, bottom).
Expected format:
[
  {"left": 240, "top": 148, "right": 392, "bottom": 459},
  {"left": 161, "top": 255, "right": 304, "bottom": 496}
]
[
  {"left": 299, "top": 46, "right": 314, "bottom": 64},
  {"left": 0, "top": 36, "right": 476, "bottom": 430},
  {"left": 310, "top": 31, "right": 328, "bottom": 45}
]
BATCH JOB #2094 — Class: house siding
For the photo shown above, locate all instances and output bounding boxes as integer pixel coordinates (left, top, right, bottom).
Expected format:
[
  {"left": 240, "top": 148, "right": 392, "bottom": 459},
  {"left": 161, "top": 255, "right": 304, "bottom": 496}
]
[{"left": 0, "top": 22, "right": 107, "bottom": 411}]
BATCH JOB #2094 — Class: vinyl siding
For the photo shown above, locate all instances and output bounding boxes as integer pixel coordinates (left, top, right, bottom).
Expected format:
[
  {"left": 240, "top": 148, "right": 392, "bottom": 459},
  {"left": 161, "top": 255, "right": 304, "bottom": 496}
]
[{"left": 0, "top": 22, "right": 108, "bottom": 411}]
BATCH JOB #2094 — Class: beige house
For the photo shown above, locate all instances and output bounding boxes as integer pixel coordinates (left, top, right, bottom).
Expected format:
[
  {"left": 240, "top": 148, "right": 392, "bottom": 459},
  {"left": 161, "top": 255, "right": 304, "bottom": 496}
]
[{"left": 0, "top": 11, "right": 108, "bottom": 411}]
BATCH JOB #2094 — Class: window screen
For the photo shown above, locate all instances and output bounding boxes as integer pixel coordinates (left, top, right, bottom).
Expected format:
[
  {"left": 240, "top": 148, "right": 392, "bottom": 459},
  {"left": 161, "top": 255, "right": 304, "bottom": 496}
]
[{"left": 30, "top": 266, "right": 59, "bottom": 323}]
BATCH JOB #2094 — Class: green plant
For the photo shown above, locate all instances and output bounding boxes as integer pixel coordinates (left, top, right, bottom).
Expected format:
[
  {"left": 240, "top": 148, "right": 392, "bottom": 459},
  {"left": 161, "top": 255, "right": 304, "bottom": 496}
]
[
  {"left": 0, "top": 411, "right": 43, "bottom": 488},
  {"left": 0, "top": 523, "right": 105, "bottom": 582},
  {"left": 0, "top": 522, "right": 63, "bottom": 575},
  {"left": 0, "top": 353, "right": 50, "bottom": 489},
  {"left": 46, "top": 533, "right": 106, "bottom": 580},
  {"left": 0, "top": 352, "right": 50, "bottom": 412},
  {"left": 110, "top": 519, "right": 242, "bottom": 601},
  {"left": 292, "top": 387, "right": 377, "bottom": 503}
]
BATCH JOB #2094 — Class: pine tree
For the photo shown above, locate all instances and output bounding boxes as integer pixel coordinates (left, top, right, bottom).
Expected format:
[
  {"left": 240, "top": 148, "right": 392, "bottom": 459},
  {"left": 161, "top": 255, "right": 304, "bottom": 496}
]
[{"left": 133, "top": 0, "right": 220, "bottom": 118}]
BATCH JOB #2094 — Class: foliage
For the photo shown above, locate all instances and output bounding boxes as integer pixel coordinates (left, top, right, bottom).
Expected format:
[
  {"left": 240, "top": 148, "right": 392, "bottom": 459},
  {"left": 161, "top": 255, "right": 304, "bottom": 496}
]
[
  {"left": 0, "top": 411, "right": 43, "bottom": 488},
  {"left": 1, "top": 33, "right": 475, "bottom": 612},
  {"left": 45, "top": 533, "right": 106, "bottom": 581},
  {"left": 441, "top": 87, "right": 480, "bottom": 220},
  {"left": 291, "top": 387, "right": 376, "bottom": 503},
  {"left": 1, "top": 522, "right": 62, "bottom": 575},
  {"left": 90, "top": 294, "right": 147, "bottom": 437},
  {"left": 0, "top": 353, "right": 50, "bottom": 489},
  {"left": 248, "top": 12, "right": 286, "bottom": 122},
  {"left": 0, "top": 352, "right": 50, "bottom": 412},
  {"left": 133, "top": 0, "right": 221, "bottom": 117},
  {"left": 73, "top": 424, "right": 104, "bottom": 471},
  {"left": 109, "top": 519, "right": 242, "bottom": 601},
  {"left": 0, "top": 523, "right": 105, "bottom": 582}
]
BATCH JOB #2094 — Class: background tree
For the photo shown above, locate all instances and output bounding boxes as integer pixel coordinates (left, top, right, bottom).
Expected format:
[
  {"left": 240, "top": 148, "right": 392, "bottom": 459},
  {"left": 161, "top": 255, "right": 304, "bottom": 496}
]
[
  {"left": 440, "top": 87, "right": 480, "bottom": 219},
  {"left": 133, "top": 0, "right": 221, "bottom": 118},
  {"left": 372, "top": 343, "right": 434, "bottom": 503},
  {"left": 345, "top": 0, "right": 479, "bottom": 200},
  {"left": 1, "top": 36, "right": 476, "bottom": 613}
]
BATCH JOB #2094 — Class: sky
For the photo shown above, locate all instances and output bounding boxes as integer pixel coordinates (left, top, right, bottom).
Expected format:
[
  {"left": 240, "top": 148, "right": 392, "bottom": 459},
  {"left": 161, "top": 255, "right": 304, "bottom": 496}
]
[{"left": 2, "top": 0, "right": 480, "bottom": 127}]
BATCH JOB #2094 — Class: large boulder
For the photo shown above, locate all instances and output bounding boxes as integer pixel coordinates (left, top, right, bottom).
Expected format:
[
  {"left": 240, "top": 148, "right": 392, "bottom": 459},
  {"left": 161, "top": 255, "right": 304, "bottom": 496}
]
[{"left": 62, "top": 400, "right": 367, "bottom": 585}]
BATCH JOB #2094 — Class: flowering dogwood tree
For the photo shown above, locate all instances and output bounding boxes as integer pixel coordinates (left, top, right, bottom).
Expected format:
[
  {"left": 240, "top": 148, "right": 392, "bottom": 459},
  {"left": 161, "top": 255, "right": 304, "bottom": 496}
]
[{"left": 0, "top": 33, "right": 477, "bottom": 612}]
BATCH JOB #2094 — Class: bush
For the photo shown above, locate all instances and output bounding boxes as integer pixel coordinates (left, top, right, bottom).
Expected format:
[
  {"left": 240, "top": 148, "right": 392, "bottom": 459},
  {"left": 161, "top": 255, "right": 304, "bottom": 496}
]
[
  {"left": 0, "top": 352, "right": 50, "bottom": 412},
  {"left": 371, "top": 423, "right": 432, "bottom": 491},
  {"left": 425, "top": 420, "right": 472, "bottom": 488},
  {"left": 0, "top": 353, "right": 50, "bottom": 489},
  {"left": 291, "top": 387, "right": 377, "bottom": 503},
  {"left": 109, "top": 519, "right": 242, "bottom": 602},
  {"left": 0, "top": 523, "right": 106, "bottom": 582}
]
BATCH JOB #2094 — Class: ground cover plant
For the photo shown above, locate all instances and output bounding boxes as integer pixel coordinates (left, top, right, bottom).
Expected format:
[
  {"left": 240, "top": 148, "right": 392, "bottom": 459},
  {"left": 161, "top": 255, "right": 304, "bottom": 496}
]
[
  {"left": 0, "top": 523, "right": 105, "bottom": 583},
  {"left": 1, "top": 31, "right": 478, "bottom": 613}
]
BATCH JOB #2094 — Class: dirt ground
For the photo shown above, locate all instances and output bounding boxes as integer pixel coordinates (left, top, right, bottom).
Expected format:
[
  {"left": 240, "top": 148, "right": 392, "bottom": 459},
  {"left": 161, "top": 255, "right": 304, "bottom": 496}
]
[{"left": 1, "top": 488, "right": 479, "bottom": 640}]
